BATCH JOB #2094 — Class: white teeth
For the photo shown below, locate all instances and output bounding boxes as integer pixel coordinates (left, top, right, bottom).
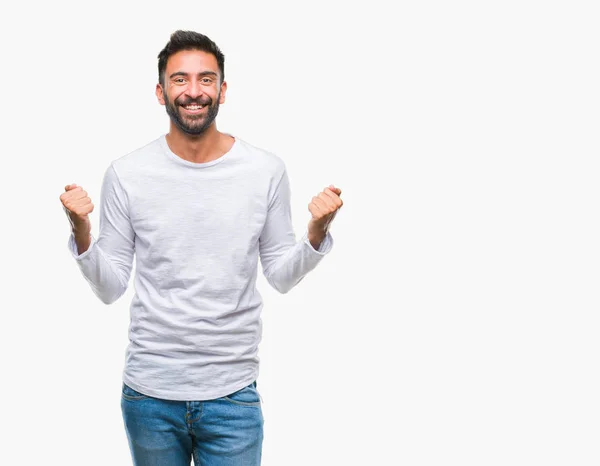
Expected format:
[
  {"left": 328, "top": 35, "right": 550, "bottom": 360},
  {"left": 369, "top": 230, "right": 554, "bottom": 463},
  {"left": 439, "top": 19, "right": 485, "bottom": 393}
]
[{"left": 185, "top": 104, "right": 205, "bottom": 110}]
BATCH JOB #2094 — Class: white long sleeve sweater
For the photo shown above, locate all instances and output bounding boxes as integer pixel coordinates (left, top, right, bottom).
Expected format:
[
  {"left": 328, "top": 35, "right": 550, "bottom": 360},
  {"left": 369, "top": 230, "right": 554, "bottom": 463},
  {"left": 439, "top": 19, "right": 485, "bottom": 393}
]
[{"left": 68, "top": 134, "right": 333, "bottom": 400}]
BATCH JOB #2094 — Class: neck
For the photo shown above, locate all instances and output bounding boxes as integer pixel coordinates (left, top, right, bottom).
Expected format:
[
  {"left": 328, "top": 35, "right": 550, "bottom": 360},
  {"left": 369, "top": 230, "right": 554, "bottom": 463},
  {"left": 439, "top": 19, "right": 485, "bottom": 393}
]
[{"left": 165, "top": 124, "right": 234, "bottom": 164}]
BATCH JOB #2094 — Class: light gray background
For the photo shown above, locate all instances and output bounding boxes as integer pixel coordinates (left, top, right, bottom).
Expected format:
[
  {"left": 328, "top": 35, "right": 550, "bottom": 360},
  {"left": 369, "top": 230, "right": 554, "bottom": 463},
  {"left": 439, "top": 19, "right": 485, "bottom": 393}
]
[{"left": 1, "top": 0, "right": 598, "bottom": 465}]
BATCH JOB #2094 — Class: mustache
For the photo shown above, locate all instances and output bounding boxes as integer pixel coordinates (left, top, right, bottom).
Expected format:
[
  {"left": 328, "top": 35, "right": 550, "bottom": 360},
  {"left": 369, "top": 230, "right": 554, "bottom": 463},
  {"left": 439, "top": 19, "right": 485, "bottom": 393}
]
[{"left": 177, "top": 97, "right": 212, "bottom": 106}]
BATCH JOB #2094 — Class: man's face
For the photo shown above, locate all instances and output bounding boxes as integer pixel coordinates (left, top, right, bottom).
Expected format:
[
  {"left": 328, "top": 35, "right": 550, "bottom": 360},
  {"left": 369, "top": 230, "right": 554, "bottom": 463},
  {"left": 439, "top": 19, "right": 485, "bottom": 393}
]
[{"left": 156, "top": 50, "right": 226, "bottom": 136}]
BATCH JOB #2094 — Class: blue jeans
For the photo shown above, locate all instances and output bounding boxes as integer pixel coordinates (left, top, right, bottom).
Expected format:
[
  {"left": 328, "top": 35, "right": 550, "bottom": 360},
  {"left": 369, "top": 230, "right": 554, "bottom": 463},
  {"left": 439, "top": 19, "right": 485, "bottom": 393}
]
[{"left": 121, "top": 381, "right": 264, "bottom": 465}]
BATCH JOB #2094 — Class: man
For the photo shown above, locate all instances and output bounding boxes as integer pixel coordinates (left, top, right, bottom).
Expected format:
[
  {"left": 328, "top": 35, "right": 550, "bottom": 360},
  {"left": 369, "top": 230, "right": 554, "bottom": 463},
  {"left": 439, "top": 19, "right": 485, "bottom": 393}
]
[{"left": 59, "top": 30, "right": 342, "bottom": 465}]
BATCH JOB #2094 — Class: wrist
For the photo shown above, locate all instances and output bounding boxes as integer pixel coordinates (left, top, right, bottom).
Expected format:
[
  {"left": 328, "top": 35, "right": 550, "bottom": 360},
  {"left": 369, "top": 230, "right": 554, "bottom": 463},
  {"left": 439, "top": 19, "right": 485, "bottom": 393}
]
[
  {"left": 72, "top": 227, "right": 92, "bottom": 255},
  {"left": 72, "top": 225, "right": 91, "bottom": 238},
  {"left": 307, "top": 230, "right": 326, "bottom": 250},
  {"left": 71, "top": 217, "right": 90, "bottom": 235}
]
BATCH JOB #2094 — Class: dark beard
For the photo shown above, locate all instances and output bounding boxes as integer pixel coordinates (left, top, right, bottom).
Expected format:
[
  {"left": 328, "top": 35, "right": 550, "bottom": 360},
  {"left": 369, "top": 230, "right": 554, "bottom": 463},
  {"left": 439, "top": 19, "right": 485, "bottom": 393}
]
[{"left": 165, "top": 92, "right": 220, "bottom": 136}]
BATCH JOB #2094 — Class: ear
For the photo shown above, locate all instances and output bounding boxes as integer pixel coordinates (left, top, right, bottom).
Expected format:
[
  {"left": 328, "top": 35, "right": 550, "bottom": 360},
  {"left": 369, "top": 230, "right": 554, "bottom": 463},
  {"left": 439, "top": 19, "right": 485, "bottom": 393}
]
[
  {"left": 219, "top": 80, "right": 227, "bottom": 104},
  {"left": 156, "top": 83, "right": 166, "bottom": 105}
]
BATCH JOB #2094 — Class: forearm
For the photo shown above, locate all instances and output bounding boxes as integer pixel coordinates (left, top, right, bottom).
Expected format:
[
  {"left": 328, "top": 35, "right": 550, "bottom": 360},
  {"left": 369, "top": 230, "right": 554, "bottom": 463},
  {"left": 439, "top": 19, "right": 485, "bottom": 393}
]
[
  {"left": 307, "top": 230, "right": 326, "bottom": 251},
  {"left": 262, "top": 231, "right": 333, "bottom": 293},
  {"left": 68, "top": 233, "right": 132, "bottom": 304},
  {"left": 73, "top": 228, "right": 92, "bottom": 255}
]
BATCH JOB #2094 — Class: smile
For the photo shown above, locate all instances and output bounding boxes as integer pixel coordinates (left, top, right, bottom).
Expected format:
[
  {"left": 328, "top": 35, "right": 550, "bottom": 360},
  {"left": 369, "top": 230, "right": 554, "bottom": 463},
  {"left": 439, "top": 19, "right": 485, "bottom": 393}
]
[{"left": 181, "top": 104, "right": 207, "bottom": 114}]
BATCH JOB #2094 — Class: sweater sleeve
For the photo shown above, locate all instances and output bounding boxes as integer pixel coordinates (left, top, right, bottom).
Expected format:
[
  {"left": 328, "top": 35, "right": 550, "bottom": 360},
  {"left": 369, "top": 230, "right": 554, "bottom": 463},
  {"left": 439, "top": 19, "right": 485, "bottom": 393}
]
[
  {"left": 67, "top": 163, "right": 135, "bottom": 304},
  {"left": 258, "top": 166, "right": 333, "bottom": 294}
]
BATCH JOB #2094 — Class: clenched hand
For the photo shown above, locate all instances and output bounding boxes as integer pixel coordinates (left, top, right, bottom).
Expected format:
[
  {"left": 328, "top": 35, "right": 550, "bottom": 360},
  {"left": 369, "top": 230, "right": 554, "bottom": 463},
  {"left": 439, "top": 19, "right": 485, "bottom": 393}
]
[
  {"left": 60, "top": 184, "right": 94, "bottom": 253},
  {"left": 307, "top": 184, "right": 343, "bottom": 249}
]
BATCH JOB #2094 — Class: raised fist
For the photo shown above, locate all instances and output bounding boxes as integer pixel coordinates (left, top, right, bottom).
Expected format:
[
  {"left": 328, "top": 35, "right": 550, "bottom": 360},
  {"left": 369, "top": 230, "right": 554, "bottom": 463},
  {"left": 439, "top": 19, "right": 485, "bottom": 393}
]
[
  {"left": 60, "top": 184, "right": 94, "bottom": 233},
  {"left": 308, "top": 184, "right": 343, "bottom": 233}
]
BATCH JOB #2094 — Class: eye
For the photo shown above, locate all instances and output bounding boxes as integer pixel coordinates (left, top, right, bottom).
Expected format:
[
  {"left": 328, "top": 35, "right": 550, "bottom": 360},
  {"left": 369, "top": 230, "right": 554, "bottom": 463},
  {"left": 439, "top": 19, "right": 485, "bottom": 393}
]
[
  {"left": 174, "top": 78, "right": 185, "bottom": 84},
  {"left": 201, "top": 77, "right": 213, "bottom": 84}
]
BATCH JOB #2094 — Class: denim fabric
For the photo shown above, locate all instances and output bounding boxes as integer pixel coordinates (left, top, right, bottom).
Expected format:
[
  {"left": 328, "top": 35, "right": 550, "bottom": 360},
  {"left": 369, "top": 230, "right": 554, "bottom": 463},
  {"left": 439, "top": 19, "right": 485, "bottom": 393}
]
[{"left": 121, "top": 381, "right": 263, "bottom": 465}]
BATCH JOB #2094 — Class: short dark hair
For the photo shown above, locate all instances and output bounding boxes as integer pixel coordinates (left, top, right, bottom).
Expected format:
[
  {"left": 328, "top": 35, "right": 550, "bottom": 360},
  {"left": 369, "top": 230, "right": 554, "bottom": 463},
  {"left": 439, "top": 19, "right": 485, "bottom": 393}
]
[{"left": 157, "top": 30, "right": 225, "bottom": 87}]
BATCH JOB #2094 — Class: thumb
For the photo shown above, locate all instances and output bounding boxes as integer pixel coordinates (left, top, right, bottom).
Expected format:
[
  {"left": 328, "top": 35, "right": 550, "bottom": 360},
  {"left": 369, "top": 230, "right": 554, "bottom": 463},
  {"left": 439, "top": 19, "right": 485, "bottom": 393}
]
[
  {"left": 329, "top": 184, "right": 342, "bottom": 196},
  {"left": 65, "top": 183, "right": 77, "bottom": 191}
]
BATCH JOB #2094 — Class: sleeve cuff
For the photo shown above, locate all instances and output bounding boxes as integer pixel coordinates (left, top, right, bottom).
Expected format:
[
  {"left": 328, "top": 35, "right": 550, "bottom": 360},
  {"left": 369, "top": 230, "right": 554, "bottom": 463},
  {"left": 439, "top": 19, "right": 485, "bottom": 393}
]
[
  {"left": 302, "top": 230, "right": 334, "bottom": 255},
  {"left": 68, "top": 233, "right": 96, "bottom": 260}
]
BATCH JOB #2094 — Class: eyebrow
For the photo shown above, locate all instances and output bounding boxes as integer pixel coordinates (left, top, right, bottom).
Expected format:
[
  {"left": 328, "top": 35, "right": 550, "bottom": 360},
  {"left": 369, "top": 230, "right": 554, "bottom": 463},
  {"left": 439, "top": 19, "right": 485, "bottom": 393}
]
[{"left": 169, "top": 71, "right": 218, "bottom": 79}]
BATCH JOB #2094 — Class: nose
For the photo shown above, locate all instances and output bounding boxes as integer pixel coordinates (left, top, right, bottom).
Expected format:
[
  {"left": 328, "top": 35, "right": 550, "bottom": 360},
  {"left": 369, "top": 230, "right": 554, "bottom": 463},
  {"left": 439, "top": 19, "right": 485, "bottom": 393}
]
[{"left": 185, "top": 78, "right": 202, "bottom": 99}]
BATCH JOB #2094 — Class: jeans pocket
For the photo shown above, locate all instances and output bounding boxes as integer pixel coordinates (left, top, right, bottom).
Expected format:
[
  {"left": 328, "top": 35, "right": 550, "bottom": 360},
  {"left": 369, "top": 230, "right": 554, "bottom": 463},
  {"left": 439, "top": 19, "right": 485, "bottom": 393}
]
[
  {"left": 121, "top": 382, "right": 149, "bottom": 401},
  {"left": 222, "top": 382, "right": 262, "bottom": 407}
]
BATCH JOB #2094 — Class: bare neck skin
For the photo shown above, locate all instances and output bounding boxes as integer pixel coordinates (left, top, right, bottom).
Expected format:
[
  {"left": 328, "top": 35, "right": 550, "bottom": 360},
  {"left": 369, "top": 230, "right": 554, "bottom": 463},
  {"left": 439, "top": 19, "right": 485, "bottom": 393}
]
[{"left": 165, "top": 123, "right": 235, "bottom": 164}]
